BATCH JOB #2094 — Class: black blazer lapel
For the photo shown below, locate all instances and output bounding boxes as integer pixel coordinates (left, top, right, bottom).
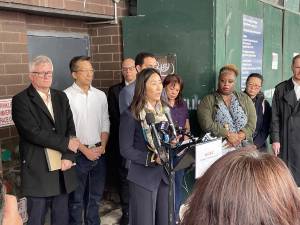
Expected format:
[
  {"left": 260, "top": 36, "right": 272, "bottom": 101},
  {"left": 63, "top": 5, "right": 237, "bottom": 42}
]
[
  {"left": 51, "top": 89, "right": 61, "bottom": 131},
  {"left": 28, "top": 85, "right": 55, "bottom": 125}
]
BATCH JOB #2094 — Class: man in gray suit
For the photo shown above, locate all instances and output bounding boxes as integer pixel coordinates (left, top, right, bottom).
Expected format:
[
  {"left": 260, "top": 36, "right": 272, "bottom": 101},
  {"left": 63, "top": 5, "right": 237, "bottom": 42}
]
[{"left": 119, "top": 52, "right": 157, "bottom": 114}]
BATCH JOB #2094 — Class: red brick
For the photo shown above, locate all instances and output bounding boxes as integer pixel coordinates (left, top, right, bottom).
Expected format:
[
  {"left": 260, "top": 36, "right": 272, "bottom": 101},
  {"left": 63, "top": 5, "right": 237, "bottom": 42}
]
[
  {"left": 99, "top": 26, "right": 120, "bottom": 36},
  {"left": 0, "top": 75, "right": 23, "bottom": 85},
  {"left": 86, "top": 3, "right": 105, "bottom": 14},
  {"left": 101, "top": 79, "right": 114, "bottom": 88},
  {"left": 69, "top": 28, "right": 88, "bottom": 33},
  {"left": 112, "top": 36, "right": 121, "bottom": 45},
  {"left": 0, "top": 65, "right": 4, "bottom": 74},
  {"left": 44, "top": 17, "right": 63, "bottom": 27},
  {"left": 104, "top": 6, "right": 114, "bottom": 15},
  {"left": 92, "top": 62, "right": 100, "bottom": 71},
  {"left": 0, "top": 11, "right": 23, "bottom": 22},
  {"left": 0, "top": 54, "right": 22, "bottom": 64},
  {"left": 21, "top": 54, "right": 29, "bottom": 64},
  {"left": 113, "top": 72, "right": 122, "bottom": 80},
  {"left": 90, "top": 45, "right": 99, "bottom": 54},
  {"left": 3, "top": 43, "right": 27, "bottom": 53},
  {"left": 47, "top": 0, "right": 64, "bottom": 8},
  {"left": 5, "top": 64, "right": 28, "bottom": 74},
  {"left": 2, "top": 21, "right": 26, "bottom": 32},
  {"left": 65, "top": 0, "right": 84, "bottom": 11},
  {"left": 0, "top": 32, "right": 20, "bottom": 43},
  {"left": 113, "top": 53, "right": 122, "bottom": 62},
  {"left": 94, "top": 71, "right": 113, "bottom": 79},
  {"left": 88, "top": 28, "right": 98, "bottom": 36},
  {"left": 0, "top": 85, "right": 6, "bottom": 96},
  {"left": 100, "top": 62, "right": 121, "bottom": 70},
  {"left": 19, "top": 33, "right": 28, "bottom": 44},
  {"left": 92, "top": 79, "right": 100, "bottom": 88},
  {"left": 99, "top": 44, "right": 120, "bottom": 53},
  {"left": 7, "top": 84, "right": 27, "bottom": 96},
  {"left": 63, "top": 19, "right": 86, "bottom": 28},
  {"left": 25, "top": 14, "right": 45, "bottom": 25},
  {"left": 93, "top": 53, "right": 113, "bottom": 62},
  {"left": 92, "top": 36, "right": 112, "bottom": 45}
]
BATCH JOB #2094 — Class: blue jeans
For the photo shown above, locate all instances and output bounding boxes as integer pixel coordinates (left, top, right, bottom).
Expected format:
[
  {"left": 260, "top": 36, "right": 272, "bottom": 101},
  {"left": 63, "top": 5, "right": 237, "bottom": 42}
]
[{"left": 69, "top": 153, "right": 106, "bottom": 225}]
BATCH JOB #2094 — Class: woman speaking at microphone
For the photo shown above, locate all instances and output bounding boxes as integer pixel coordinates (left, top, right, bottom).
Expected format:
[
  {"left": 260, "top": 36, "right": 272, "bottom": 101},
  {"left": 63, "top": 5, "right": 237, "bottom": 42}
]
[{"left": 120, "top": 68, "right": 171, "bottom": 225}]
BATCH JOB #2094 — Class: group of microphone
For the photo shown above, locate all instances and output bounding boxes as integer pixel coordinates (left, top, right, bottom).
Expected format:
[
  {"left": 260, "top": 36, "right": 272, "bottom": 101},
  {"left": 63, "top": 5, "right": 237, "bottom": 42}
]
[{"left": 145, "top": 107, "right": 178, "bottom": 164}]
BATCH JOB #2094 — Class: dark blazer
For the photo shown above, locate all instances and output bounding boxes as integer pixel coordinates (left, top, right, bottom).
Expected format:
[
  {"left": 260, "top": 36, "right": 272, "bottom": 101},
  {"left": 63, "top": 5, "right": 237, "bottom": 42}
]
[
  {"left": 119, "top": 109, "right": 168, "bottom": 192},
  {"left": 271, "top": 78, "right": 300, "bottom": 185},
  {"left": 12, "top": 84, "right": 78, "bottom": 197},
  {"left": 119, "top": 81, "right": 135, "bottom": 114},
  {"left": 107, "top": 81, "right": 125, "bottom": 164}
]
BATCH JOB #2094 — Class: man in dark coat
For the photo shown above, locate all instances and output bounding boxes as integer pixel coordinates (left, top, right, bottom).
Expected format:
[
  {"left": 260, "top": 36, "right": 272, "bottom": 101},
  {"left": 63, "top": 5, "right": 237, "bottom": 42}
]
[
  {"left": 107, "top": 58, "right": 136, "bottom": 225},
  {"left": 271, "top": 54, "right": 300, "bottom": 186},
  {"left": 12, "top": 55, "right": 79, "bottom": 225}
]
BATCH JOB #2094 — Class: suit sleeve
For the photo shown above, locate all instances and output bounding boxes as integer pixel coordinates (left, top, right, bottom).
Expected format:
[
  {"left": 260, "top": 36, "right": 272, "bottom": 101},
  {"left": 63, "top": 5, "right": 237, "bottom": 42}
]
[
  {"left": 119, "top": 87, "right": 132, "bottom": 115},
  {"left": 61, "top": 93, "right": 77, "bottom": 161},
  {"left": 12, "top": 94, "right": 70, "bottom": 154},
  {"left": 271, "top": 88, "right": 280, "bottom": 143},
  {"left": 119, "top": 110, "right": 152, "bottom": 166}
]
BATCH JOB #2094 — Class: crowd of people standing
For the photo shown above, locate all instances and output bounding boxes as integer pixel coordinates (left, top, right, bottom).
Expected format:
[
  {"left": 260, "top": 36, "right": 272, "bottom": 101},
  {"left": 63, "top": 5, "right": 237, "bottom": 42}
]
[{"left": 1, "top": 53, "right": 300, "bottom": 225}]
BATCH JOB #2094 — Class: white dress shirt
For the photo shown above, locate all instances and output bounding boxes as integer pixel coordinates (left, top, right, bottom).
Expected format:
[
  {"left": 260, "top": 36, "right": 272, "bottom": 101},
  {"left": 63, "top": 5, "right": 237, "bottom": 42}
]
[
  {"left": 292, "top": 78, "right": 300, "bottom": 101},
  {"left": 37, "top": 89, "right": 54, "bottom": 120},
  {"left": 64, "top": 83, "right": 110, "bottom": 145}
]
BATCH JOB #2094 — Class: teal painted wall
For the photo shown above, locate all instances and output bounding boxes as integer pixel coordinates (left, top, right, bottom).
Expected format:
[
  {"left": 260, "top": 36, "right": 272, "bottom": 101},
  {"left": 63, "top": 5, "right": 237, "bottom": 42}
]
[{"left": 122, "top": 0, "right": 215, "bottom": 99}]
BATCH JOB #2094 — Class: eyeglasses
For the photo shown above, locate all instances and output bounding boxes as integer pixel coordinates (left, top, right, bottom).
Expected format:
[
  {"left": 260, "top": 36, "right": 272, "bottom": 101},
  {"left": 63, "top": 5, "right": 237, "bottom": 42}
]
[
  {"left": 31, "top": 71, "right": 53, "bottom": 78},
  {"left": 122, "top": 66, "right": 135, "bottom": 72},
  {"left": 247, "top": 83, "right": 261, "bottom": 89},
  {"left": 75, "top": 69, "right": 94, "bottom": 74}
]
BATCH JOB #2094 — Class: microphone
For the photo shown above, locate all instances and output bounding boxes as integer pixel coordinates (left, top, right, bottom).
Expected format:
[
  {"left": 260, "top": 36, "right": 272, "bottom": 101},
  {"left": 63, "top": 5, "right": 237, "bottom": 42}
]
[
  {"left": 163, "top": 106, "right": 177, "bottom": 139},
  {"left": 145, "top": 112, "right": 168, "bottom": 163}
]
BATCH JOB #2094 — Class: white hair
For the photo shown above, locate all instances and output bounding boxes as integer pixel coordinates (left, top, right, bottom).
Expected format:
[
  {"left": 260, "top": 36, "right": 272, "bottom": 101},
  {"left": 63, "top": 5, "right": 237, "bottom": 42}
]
[{"left": 29, "top": 55, "right": 53, "bottom": 72}]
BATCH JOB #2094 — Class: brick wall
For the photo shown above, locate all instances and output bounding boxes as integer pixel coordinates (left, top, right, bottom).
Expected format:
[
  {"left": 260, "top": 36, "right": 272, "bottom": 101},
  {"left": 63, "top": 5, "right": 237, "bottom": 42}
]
[
  {"left": 0, "top": 0, "right": 128, "bottom": 16},
  {"left": 0, "top": 1, "right": 128, "bottom": 142},
  {"left": 89, "top": 23, "right": 123, "bottom": 93}
]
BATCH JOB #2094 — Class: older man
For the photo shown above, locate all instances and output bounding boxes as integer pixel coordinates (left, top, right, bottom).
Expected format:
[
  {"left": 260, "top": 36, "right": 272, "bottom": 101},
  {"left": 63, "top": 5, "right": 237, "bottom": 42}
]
[
  {"left": 12, "top": 55, "right": 79, "bottom": 225},
  {"left": 107, "top": 58, "right": 136, "bottom": 225},
  {"left": 271, "top": 54, "right": 300, "bottom": 186}
]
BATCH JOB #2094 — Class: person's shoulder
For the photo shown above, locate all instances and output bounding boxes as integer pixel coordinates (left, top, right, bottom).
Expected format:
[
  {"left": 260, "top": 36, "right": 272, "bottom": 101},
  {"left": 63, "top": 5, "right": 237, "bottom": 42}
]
[
  {"left": 275, "top": 79, "right": 291, "bottom": 90},
  {"left": 109, "top": 82, "right": 124, "bottom": 91},
  {"left": 63, "top": 85, "right": 73, "bottom": 95},
  {"left": 91, "top": 86, "right": 107, "bottom": 98}
]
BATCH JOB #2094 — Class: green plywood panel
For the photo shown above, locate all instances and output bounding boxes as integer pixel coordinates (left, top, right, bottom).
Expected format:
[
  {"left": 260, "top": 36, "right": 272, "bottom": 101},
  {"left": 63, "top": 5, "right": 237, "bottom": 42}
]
[
  {"left": 285, "top": 0, "right": 300, "bottom": 12},
  {"left": 221, "top": 0, "right": 263, "bottom": 90},
  {"left": 122, "top": 0, "right": 214, "bottom": 99},
  {"left": 262, "top": 4, "right": 283, "bottom": 98},
  {"left": 283, "top": 11, "right": 300, "bottom": 81}
]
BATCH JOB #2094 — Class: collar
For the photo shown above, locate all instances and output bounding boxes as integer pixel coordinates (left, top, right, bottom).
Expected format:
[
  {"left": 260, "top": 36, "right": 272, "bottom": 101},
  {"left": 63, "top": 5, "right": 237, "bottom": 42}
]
[
  {"left": 72, "top": 82, "right": 92, "bottom": 94},
  {"left": 292, "top": 78, "right": 300, "bottom": 88}
]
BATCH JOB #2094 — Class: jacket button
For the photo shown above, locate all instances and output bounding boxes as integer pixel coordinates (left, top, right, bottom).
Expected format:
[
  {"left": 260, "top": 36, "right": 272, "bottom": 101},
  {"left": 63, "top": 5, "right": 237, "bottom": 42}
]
[{"left": 52, "top": 127, "right": 55, "bottom": 131}]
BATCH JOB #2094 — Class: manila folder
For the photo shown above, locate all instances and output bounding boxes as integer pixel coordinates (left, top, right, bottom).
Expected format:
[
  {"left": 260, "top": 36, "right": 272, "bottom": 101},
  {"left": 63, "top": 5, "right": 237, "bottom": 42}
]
[{"left": 44, "top": 148, "right": 61, "bottom": 171}]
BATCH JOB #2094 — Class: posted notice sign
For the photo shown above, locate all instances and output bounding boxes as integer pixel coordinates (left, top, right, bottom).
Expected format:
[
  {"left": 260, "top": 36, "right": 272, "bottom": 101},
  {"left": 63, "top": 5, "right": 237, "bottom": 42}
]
[{"left": 0, "top": 98, "right": 14, "bottom": 127}]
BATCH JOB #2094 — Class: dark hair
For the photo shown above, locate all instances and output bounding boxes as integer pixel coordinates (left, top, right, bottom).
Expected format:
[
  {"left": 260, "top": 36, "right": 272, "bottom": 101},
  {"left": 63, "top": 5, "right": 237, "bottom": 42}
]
[
  {"left": 219, "top": 64, "right": 239, "bottom": 78},
  {"left": 292, "top": 54, "right": 300, "bottom": 66},
  {"left": 163, "top": 74, "right": 184, "bottom": 105},
  {"left": 130, "top": 68, "right": 163, "bottom": 120},
  {"left": 69, "top": 56, "right": 91, "bottom": 73},
  {"left": 181, "top": 149, "right": 300, "bottom": 225},
  {"left": 135, "top": 52, "right": 155, "bottom": 67},
  {"left": 246, "top": 73, "right": 264, "bottom": 84}
]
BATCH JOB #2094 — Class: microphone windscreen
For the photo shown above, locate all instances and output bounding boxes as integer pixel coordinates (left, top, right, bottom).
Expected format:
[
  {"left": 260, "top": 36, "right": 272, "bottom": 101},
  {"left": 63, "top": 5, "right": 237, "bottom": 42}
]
[{"left": 145, "top": 112, "right": 155, "bottom": 125}]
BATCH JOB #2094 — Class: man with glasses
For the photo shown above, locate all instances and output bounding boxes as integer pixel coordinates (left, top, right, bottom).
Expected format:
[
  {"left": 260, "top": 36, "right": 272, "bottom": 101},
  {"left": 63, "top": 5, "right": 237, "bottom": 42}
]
[
  {"left": 244, "top": 73, "right": 271, "bottom": 151},
  {"left": 119, "top": 52, "right": 158, "bottom": 114},
  {"left": 107, "top": 58, "right": 136, "bottom": 225},
  {"left": 64, "top": 56, "right": 110, "bottom": 225},
  {"left": 12, "top": 55, "right": 79, "bottom": 225},
  {"left": 271, "top": 54, "right": 300, "bottom": 186}
]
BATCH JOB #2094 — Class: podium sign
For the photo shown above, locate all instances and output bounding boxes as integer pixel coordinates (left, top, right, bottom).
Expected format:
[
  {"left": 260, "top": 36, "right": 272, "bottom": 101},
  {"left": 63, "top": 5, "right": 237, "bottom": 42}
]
[{"left": 195, "top": 138, "right": 222, "bottom": 178}]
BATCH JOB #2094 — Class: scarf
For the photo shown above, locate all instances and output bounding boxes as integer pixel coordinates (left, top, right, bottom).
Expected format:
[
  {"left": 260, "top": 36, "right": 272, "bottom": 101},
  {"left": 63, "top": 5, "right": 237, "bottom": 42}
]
[{"left": 139, "top": 101, "right": 168, "bottom": 153}]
